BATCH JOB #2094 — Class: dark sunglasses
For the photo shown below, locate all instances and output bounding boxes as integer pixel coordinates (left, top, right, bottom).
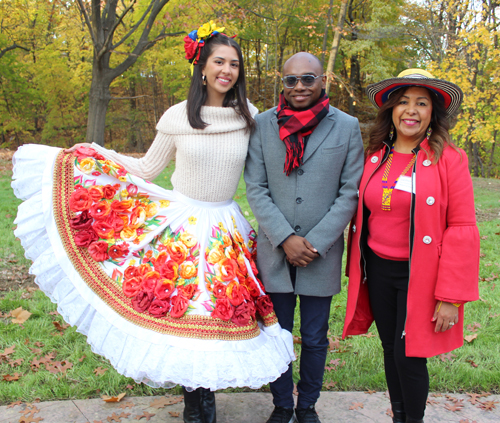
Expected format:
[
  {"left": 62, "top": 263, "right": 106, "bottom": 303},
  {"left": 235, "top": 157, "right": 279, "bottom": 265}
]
[{"left": 281, "top": 74, "right": 325, "bottom": 89}]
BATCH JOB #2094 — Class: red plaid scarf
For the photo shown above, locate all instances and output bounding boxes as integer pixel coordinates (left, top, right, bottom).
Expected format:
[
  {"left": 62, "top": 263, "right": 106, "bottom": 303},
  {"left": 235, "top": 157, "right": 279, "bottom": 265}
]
[{"left": 277, "top": 90, "right": 330, "bottom": 176}]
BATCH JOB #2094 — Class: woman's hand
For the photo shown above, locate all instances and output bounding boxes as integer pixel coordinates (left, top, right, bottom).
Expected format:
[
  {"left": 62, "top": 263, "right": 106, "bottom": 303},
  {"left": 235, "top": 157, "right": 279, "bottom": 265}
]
[
  {"left": 64, "top": 143, "right": 92, "bottom": 153},
  {"left": 431, "top": 301, "right": 459, "bottom": 332}
]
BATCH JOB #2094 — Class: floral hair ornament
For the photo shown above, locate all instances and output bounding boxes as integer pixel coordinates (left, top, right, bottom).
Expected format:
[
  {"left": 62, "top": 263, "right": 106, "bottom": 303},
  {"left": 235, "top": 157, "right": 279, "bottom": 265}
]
[{"left": 183, "top": 20, "right": 236, "bottom": 75}]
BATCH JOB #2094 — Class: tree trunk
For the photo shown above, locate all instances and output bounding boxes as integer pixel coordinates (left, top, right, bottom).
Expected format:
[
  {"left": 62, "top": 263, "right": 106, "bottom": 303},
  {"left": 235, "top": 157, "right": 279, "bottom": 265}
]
[
  {"left": 321, "top": 0, "right": 335, "bottom": 67},
  {"left": 472, "top": 141, "right": 484, "bottom": 177},
  {"left": 348, "top": 55, "right": 360, "bottom": 116},
  {"left": 487, "top": 131, "right": 496, "bottom": 178},
  {"left": 325, "top": 0, "right": 348, "bottom": 93},
  {"left": 85, "top": 73, "right": 112, "bottom": 145}
]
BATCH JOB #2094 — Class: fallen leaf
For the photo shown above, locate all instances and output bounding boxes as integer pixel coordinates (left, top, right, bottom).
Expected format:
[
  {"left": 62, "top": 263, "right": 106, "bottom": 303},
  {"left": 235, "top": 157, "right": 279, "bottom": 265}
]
[
  {"left": 466, "top": 392, "right": 482, "bottom": 405},
  {"left": 11, "top": 307, "right": 32, "bottom": 324},
  {"left": 467, "top": 359, "right": 478, "bottom": 368},
  {"left": 20, "top": 405, "right": 40, "bottom": 416},
  {"left": 439, "top": 352, "right": 456, "bottom": 362},
  {"left": 94, "top": 367, "right": 108, "bottom": 376},
  {"left": 53, "top": 321, "right": 70, "bottom": 332},
  {"left": 31, "top": 357, "right": 43, "bottom": 369},
  {"left": 49, "top": 311, "right": 60, "bottom": 316},
  {"left": 78, "top": 355, "right": 86, "bottom": 362},
  {"left": 467, "top": 322, "right": 481, "bottom": 332},
  {"left": 45, "top": 360, "right": 73, "bottom": 374},
  {"left": 150, "top": 396, "right": 172, "bottom": 409},
  {"left": 292, "top": 335, "right": 302, "bottom": 344},
  {"left": 19, "top": 416, "right": 43, "bottom": 423},
  {"left": 106, "top": 413, "right": 122, "bottom": 422},
  {"left": 34, "top": 342, "right": 44, "bottom": 347},
  {"left": 168, "top": 411, "right": 180, "bottom": 417},
  {"left": 465, "top": 334, "right": 478, "bottom": 343},
  {"left": 349, "top": 402, "right": 364, "bottom": 410},
  {"left": 135, "top": 411, "right": 156, "bottom": 421},
  {"left": 119, "top": 401, "right": 134, "bottom": 409},
  {"left": 126, "top": 384, "right": 134, "bottom": 390},
  {"left": 446, "top": 394, "right": 460, "bottom": 402},
  {"left": 364, "top": 390, "right": 376, "bottom": 394},
  {"left": 3, "top": 373, "right": 21, "bottom": 381},
  {"left": 328, "top": 337, "right": 340, "bottom": 351},
  {"left": 324, "top": 381, "right": 337, "bottom": 389},
  {"left": 479, "top": 400, "right": 499, "bottom": 411},
  {"left": 0, "top": 345, "right": 16, "bottom": 359},
  {"left": 29, "top": 348, "right": 42, "bottom": 354},
  {"left": 386, "top": 408, "right": 393, "bottom": 417},
  {"left": 360, "top": 332, "right": 376, "bottom": 338},
  {"left": 102, "top": 393, "right": 126, "bottom": 403},
  {"left": 9, "top": 358, "right": 24, "bottom": 367},
  {"left": 444, "top": 400, "right": 464, "bottom": 412},
  {"left": 7, "top": 400, "right": 22, "bottom": 408}
]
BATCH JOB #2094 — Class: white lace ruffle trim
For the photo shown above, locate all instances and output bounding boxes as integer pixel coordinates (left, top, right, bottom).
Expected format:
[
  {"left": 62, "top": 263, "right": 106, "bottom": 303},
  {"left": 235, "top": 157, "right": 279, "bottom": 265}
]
[{"left": 12, "top": 144, "right": 295, "bottom": 390}]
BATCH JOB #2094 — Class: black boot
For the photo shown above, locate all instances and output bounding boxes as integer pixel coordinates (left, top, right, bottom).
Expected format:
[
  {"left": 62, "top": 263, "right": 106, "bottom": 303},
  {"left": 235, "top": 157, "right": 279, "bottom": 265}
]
[
  {"left": 182, "top": 387, "right": 204, "bottom": 423},
  {"left": 391, "top": 401, "right": 406, "bottom": 423},
  {"left": 406, "top": 418, "right": 423, "bottom": 423},
  {"left": 200, "top": 388, "right": 216, "bottom": 423}
]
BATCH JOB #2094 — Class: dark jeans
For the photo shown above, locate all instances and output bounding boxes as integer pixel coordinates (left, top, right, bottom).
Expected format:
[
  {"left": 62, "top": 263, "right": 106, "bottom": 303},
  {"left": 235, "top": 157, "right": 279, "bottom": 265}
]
[
  {"left": 269, "top": 267, "right": 332, "bottom": 410},
  {"left": 366, "top": 247, "right": 429, "bottom": 420}
]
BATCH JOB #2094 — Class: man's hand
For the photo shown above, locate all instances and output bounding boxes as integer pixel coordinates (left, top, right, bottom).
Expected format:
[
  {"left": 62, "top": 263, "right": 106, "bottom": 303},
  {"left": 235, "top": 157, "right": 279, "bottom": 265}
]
[{"left": 282, "top": 235, "right": 319, "bottom": 267}]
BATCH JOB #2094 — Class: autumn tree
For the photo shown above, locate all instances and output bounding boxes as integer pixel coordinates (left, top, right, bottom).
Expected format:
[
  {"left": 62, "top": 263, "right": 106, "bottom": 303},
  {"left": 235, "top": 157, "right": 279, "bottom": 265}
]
[
  {"left": 75, "top": 0, "right": 183, "bottom": 146},
  {"left": 405, "top": 0, "right": 500, "bottom": 176}
]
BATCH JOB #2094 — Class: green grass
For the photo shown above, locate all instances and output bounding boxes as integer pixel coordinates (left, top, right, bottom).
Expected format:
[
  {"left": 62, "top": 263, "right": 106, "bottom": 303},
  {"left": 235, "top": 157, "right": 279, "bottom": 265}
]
[{"left": 1, "top": 163, "right": 499, "bottom": 404}]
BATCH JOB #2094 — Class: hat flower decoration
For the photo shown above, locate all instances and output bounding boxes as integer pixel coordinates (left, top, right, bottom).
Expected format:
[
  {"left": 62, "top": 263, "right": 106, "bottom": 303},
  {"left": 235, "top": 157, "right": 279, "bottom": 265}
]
[{"left": 183, "top": 20, "right": 227, "bottom": 74}]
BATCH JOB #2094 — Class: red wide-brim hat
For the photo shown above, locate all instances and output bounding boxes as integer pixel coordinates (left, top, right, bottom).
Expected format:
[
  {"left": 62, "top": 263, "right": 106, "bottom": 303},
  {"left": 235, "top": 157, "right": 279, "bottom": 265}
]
[{"left": 366, "top": 69, "right": 463, "bottom": 118}]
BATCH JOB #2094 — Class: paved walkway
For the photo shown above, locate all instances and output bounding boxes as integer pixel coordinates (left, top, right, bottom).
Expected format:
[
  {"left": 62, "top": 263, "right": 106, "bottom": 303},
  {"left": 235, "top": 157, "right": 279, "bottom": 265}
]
[{"left": 1, "top": 392, "right": 499, "bottom": 422}]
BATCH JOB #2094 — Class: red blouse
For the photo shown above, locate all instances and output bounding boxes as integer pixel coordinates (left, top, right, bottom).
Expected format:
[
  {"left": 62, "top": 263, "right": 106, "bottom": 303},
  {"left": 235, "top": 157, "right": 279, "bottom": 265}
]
[{"left": 364, "top": 151, "right": 415, "bottom": 260}]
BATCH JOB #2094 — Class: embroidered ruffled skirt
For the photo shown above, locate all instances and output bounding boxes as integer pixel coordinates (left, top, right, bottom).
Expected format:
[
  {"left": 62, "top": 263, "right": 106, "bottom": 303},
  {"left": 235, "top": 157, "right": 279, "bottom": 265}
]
[{"left": 12, "top": 144, "right": 294, "bottom": 390}]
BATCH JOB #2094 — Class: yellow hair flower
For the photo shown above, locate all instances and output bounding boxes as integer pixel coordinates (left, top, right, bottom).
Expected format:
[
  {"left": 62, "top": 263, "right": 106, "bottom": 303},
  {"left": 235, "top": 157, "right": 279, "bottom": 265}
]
[{"left": 197, "top": 20, "right": 225, "bottom": 39}]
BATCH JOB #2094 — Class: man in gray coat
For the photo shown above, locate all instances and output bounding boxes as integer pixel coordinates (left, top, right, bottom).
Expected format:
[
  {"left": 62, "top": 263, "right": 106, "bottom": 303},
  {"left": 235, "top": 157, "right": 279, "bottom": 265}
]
[{"left": 244, "top": 52, "right": 363, "bottom": 423}]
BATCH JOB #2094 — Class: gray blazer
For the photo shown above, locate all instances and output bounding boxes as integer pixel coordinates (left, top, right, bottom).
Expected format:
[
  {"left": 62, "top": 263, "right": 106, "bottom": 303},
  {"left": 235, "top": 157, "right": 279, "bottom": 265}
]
[{"left": 244, "top": 105, "right": 364, "bottom": 296}]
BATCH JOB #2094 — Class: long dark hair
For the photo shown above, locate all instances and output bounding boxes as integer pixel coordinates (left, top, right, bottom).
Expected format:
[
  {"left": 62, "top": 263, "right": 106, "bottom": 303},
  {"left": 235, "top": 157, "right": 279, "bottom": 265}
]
[
  {"left": 186, "top": 34, "right": 255, "bottom": 133},
  {"left": 366, "top": 86, "right": 455, "bottom": 162}
]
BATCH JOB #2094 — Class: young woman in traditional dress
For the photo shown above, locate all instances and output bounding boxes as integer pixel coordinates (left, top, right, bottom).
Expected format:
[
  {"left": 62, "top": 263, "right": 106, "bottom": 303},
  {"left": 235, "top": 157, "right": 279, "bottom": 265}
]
[{"left": 12, "top": 21, "right": 293, "bottom": 423}]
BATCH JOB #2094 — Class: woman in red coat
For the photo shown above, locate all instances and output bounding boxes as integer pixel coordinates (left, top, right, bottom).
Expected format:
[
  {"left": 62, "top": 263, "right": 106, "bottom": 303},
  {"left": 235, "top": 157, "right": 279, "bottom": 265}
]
[{"left": 343, "top": 69, "right": 479, "bottom": 423}]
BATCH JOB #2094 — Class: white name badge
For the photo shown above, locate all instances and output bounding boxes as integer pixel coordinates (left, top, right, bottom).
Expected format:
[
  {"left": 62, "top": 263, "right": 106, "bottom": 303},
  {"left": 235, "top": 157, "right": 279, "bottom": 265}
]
[{"left": 395, "top": 175, "right": 416, "bottom": 194}]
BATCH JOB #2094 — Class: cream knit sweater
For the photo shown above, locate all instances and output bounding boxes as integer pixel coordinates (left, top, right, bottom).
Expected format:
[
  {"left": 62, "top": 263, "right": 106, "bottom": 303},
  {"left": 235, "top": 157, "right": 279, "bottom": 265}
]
[{"left": 92, "top": 100, "right": 258, "bottom": 202}]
